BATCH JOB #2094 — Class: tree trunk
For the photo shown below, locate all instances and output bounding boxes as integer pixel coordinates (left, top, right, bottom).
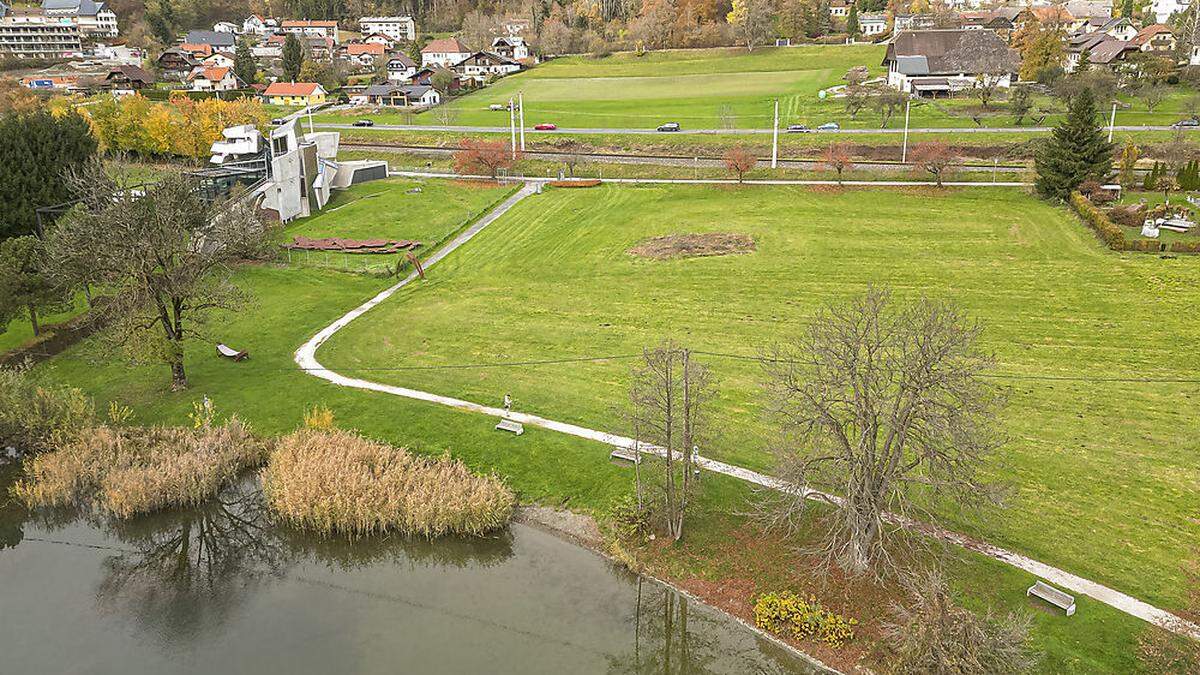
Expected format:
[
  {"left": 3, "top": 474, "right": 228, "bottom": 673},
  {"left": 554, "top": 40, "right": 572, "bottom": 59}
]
[
  {"left": 28, "top": 304, "right": 40, "bottom": 336},
  {"left": 169, "top": 352, "right": 188, "bottom": 390}
]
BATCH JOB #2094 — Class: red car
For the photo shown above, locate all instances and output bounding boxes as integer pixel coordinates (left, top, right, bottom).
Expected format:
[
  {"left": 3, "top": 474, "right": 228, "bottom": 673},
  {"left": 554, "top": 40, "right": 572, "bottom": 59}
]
[{"left": 533, "top": 123, "right": 558, "bottom": 131}]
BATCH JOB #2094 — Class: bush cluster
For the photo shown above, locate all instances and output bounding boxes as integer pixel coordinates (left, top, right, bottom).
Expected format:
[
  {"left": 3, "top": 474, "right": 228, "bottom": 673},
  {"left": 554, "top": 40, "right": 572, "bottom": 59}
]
[
  {"left": 1126, "top": 239, "right": 1165, "bottom": 252},
  {"left": 14, "top": 415, "right": 266, "bottom": 518},
  {"left": 1069, "top": 191, "right": 1126, "bottom": 250},
  {"left": 261, "top": 429, "right": 514, "bottom": 538},
  {"left": 1171, "top": 240, "right": 1200, "bottom": 254},
  {"left": 753, "top": 591, "right": 857, "bottom": 648},
  {"left": 0, "top": 366, "right": 93, "bottom": 452},
  {"left": 1108, "top": 203, "right": 1146, "bottom": 227}
]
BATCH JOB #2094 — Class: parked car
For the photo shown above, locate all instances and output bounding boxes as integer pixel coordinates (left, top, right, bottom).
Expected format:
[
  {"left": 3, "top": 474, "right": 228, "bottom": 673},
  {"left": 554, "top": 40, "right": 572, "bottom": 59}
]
[
  {"left": 786, "top": 124, "right": 811, "bottom": 133},
  {"left": 270, "top": 118, "right": 285, "bottom": 125},
  {"left": 1173, "top": 118, "right": 1199, "bottom": 128},
  {"left": 353, "top": 119, "right": 375, "bottom": 127},
  {"left": 657, "top": 122, "right": 681, "bottom": 132},
  {"left": 816, "top": 122, "right": 840, "bottom": 131},
  {"left": 534, "top": 123, "right": 558, "bottom": 131},
  {"left": 489, "top": 104, "right": 506, "bottom": 111}
]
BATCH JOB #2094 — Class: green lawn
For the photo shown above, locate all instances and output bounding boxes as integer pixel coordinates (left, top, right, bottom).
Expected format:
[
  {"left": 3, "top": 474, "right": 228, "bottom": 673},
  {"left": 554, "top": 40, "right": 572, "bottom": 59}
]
[
  {"left": 0, "top": 294, "right": 88, "bottom": 355},
  {"left": 313, "top": 44, "right": 1200, "bottom": 132},
  {"left": 316, "top": 184, "right": 1200, "bottom": 612}
]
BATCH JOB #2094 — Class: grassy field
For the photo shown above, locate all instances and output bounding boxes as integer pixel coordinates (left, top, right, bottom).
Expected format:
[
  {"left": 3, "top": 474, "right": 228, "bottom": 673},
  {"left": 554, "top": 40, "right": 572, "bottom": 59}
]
[
  {"left": 313, "top": 44, "right": 1200, "bottom": 131},
  {"left": 0, "top": 294, "right": 88, "bottom": 355},
  {"left": 22, "top": 179, "right": 1192, "bottom": 672},
  {"left": 315, "top": 183, "right": 1200, "bottom": 612}
]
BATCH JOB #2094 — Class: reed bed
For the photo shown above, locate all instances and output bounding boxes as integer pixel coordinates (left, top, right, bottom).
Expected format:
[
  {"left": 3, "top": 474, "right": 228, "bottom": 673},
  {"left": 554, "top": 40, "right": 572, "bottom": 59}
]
[
  {"left": 14, "top": 418, "right": 266, "bottom": 518},
  {"left": 261, "top": 429, "right": 515, "bottom": 538}
]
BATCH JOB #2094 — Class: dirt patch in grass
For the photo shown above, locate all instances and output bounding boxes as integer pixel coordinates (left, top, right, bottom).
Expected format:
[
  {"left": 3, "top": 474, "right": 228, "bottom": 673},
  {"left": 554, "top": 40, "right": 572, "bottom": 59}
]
[{"left": 629, "top": 232, "right": 756, "bottom": 260}]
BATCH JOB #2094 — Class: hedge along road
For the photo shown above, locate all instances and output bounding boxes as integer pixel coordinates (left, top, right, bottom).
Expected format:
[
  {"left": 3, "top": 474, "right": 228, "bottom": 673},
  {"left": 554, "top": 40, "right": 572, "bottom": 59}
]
[{"left": 294, "top": 176, "right": 1198, "bottom": 641}]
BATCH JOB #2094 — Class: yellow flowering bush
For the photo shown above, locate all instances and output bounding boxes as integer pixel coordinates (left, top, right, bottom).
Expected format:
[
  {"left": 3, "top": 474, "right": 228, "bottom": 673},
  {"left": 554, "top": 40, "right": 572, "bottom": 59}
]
[{"left": 753, "top": 591, "right": 857, "bottom": 648}]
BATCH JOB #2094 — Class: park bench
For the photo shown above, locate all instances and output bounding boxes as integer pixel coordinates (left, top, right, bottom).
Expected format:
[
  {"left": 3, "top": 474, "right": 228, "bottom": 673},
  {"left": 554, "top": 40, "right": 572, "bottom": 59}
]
[
  {"left": 1027, "top": 581, "right": 1076, "bottom": 616},
  {"left": 494, "top": 418, "right": 524, "bottom": 435},
  {"left": 610, "top": 447, "right": 642, "bottom": 464}
]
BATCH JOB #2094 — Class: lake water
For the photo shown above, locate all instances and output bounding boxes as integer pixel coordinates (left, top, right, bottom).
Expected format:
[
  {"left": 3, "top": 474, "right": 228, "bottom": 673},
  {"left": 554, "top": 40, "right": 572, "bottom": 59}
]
[{"left": 0, "top": 466, "right": 821, "bottom": 674}]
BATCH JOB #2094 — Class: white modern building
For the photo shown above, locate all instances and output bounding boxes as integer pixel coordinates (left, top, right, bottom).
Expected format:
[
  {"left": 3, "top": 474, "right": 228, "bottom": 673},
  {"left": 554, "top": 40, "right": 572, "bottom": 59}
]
[
  {"left": 1150, "top": 0, "right": 1190, "bottom": 22},
  {"left": 420, "top": 36, "right": 471, "bottom": 67},
  {"left": 281, "top": 19, "right": 338, "bottom": 44},
  {"left": 0, "top": 11, "right": 82, "bottom": 59},
  {"left": 359, "top": 16, "right": 415, "bottom": 42},
  {"left": 40, "top": 0, "right": 116, "bottom": 37}
]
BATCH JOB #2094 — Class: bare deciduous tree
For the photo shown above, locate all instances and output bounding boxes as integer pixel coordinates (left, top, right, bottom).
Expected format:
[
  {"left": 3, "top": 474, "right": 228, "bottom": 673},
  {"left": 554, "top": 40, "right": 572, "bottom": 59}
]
[
  {"left": 822, "top": 142, "right": 853, "bottom": 185},
  {"left": 723, "top": 145, "right": 757, "bottom": 183},
  {"left": 911, "top": 141, "right": 955, "bottom": 187},
  {"left": 627, "top": 343, "right": 712, "bottom": 542},
  {"left": 883, "top": 567, "right": 1038, "bottom": 674},
  {"left": 452, "top": 138, "right": 517, "bottom": 179},
  {"left": 762, "top": 287, "right": 1003, "bottom": 576},
  {"left": 50, "top": 163, "right": 269, "bottom": 390}
]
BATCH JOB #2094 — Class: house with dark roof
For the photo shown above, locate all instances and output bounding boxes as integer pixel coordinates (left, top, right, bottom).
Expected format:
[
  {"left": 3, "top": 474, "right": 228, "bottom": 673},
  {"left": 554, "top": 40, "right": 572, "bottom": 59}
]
[
  {"left": 352, "top": 83, "right": 440, "bottom": 107},
  {"left": 156, "top": 47, "right": 201, "bottom": 81},
  {"left": 42, "top": 0, "right": 117, "bottom": 37},
  {"left": 455, "top": 51, "right": 522, "bottom": 85},
  {"left": 104, "top": 64, "right": 153, "bottom": 92},
  {"left": 883, "top": 29, "right": 1019, "bottom": 95},
  {"left": 386, "top": 52, "right": 416, "bottom": 82}
]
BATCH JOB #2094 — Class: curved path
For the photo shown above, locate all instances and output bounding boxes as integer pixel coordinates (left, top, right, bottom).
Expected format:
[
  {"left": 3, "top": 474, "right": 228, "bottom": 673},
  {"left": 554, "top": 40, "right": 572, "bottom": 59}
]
[{"left": 295, "top": 178, "right": 1199, "bottom": 640}]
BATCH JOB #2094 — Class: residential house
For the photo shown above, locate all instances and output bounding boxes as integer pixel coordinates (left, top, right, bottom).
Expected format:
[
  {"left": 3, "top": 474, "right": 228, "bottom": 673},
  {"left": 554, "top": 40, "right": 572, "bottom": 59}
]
[
  {"left": 281, "top": 19, "right": 338, "bottom": 44},
  {"left": 358, "top": 16, "right": 414, "bottom": 42},
  {"left": 213, "top": 20, "right": 238, "bottom": 33},
  {"left": 1082, "top": 17, "right": 1137, "bottom": 39},
  {"left": 1131, "top": 24, "right": 1176, "bottom": 53},
  {"left": 355, "top": 83, "right": 439, "bottom": 106},
  {"left": 103, "top": 64, "right": 152, "bottom": 93},
  {"left": 829, "top": 0, "right": 849, "bottom": 18},
  {"left": 455, "top": 51, "right": 522, "bottom": 85},
  {"left": 0, "top": 11, "right": 83, "bottom": 59},
  {"left": 386, "top": 52, "right": 416, "bottom": 82},
  {"left": 1150, "top": 0, "right": 1189, "bottom": 22},
  {"left": 187, "top": 66, "right": 241, "bottom": 92},
  {"left": 41, "top": 0, "right": 117, "bottom": 37},
  {"left": 884, "top": 29, "right": 1020, "bottom": 95},
  {"left": 184, "top": 29, "right": 235, "bottom": 49},
  {"left": 893, "top": 14, "right": 939, "bottom": 32},
  {"left": 362, "top": 32, "right": 395, "bottom": 47},
  {"left": 1066, "top": 33, "right": 1137, "bottom": 72},
  {"left": 491, "top": 35, "right": 530, "bottom": 61},
  {"left": 156, "top": 47, "right": 200, "bottom": 79},
  {"left": 411, "top": 66, "right": 464, "bottom": 92},
  {"left": 242, "top": 14, "right": 277, "bottom": 36},
  {"left": 251, "top": 37, "right": 281, "bottom": 58},
  {"left": 202, "top": 51, "right": 234, "bottom": 68},
  {"left": 268, "top": 33, "right": 334, "bottom": 60},
  {"left": 263, "top": 81, "right": 328, "bottom": 106},
  {"left": 959, "top": 8, "right": 1018, "bottom": 37},
  {"left": 860, "top": 13, "right": 889, "bottom": 37},
  {"left": 420, "top": 37, "right": 470, "bottom": 67},
  {"left": 342, "top": 41, "right": 385, "bottom": 66}
]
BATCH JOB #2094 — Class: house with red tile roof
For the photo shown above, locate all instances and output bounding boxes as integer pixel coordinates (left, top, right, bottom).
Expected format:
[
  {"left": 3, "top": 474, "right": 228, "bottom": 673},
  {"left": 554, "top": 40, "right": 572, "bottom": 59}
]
[{"left": 187, "top": 66, "right": 241, "bottom": 92}]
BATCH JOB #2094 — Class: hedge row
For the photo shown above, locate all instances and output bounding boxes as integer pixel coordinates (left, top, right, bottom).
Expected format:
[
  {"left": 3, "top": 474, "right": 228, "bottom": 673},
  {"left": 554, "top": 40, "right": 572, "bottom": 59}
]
[
  {"left": 547, "top": 179, "right": 601, "bottom": 188},
  {"left": 1171, "top": 240, "right": 1200, "bottom": 254},
  {"left": 1069, "top": 191, "right": 1126, "bottom": 251}
]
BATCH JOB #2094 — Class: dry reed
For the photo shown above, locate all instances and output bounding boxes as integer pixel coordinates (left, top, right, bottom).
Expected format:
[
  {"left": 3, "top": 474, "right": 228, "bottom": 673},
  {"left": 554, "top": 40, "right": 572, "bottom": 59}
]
[
  {"left": 261, "top": 429, "right": 515, "bottom": 538},
  {"left": 13, "top": 418, "right": 266, "bottom": 518}
]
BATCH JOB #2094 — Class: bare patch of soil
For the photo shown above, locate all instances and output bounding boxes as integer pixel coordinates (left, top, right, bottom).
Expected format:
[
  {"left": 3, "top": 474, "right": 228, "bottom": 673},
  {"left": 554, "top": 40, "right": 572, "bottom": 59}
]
[{"left": 629, "top": 232, "right": 756, "bottom": 260}]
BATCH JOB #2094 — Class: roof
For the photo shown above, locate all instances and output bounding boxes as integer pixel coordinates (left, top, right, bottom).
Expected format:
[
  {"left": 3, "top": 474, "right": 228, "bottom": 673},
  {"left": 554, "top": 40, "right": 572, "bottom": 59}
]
[
  {"left": 189, "top": 66, "right": 232, "bottom": 82},
  {"left": 184, "top": 30, "right": 235, "bottom": 47},
  {"left": 1132, "top": 24, "right": 1173, "bottom": 45},
  {"left": 282, "top": 19, "right": 337, "bottom": 27},
  {"left": 180, "top": 43, "right": 214, "bottom": 57},
  {"left": 457, "top": 50, "right": 521, "bottom": 66},
  {"left": 264, "top": 81, "right": 326, "bottom": 97},
  {"left": 42, "top": 0, "right": 107, "bottom": 16},
  {"left": 1063, "top": 0, "right": 1113, "bottom": 19},
  {"left": 885, "top": 30, "right": 1019, "bottom": 76},
  {"left": 106, "top": 65, "right": 153, "bottom": 83},
  {"left": 363, "top": 83, "right": 433, "bottom": 97},
  {"left": 859, "top": 12, "right": 887, "bottom": 22},
  {"left": 387, "top": 52, "right": 416, "bottom": 66},
  {"left": 422, "top": 37, "right": 469, "bottom": 54},
  {"left": 1088, "top": 38, "right": 1135, "bottom": 63},
  {"left": 346, "top": 42, "right": 385, "bottom": 55},
  {"left": 1024, "top": 5, "right": 1074, "bottom": 24}
]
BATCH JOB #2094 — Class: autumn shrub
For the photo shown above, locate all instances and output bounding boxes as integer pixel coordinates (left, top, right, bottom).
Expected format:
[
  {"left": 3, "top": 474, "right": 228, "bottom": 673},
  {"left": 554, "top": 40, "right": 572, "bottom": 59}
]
[
  {"left": 261, "top": 429, "right": 514, "bottom": 538},
  {"left": 1126, "top": 239, "right": 1165, "bottom": 252},
  {"left": 1109, "top": 203, "right": 1146, "bottom": 227},
  {"left": 14, "top": 414, "right": 265, "bottom": 518},
  {"left": 1069, "top": 191, "right": 1126, "bottom": 250},
  {"left": 0, "top": 365, "right": 93, "bottom": 452},
  {"left": 1171, "top": 240, "right": 1200, "bottom": 254},
  {"left": 753, "top": 591, "right": 857, "bottom": 648}
]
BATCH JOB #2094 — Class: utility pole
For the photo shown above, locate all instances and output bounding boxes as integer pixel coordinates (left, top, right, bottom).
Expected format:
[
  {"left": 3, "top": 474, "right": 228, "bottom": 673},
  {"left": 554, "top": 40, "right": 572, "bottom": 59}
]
[
  {"left": 771, "top": 99, "right": 779, "bottom": 169},
  {"left": 509, "top": 97, "right": 516, "bottom": 159},
  {"left": 518, "top": 91, "right": 526, "bottom": 151},
  {"left": 901, "top": 98, "right": 911, "bottom": 163},
  {"left": 1108, "top": 101, "right": 1117, "bottom": 143}
]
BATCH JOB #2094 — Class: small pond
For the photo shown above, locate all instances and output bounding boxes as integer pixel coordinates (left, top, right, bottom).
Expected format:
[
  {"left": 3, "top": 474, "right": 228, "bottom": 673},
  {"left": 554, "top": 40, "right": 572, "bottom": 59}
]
[{"left": 0, "top": 465, "right": 821, "bottom": 674}]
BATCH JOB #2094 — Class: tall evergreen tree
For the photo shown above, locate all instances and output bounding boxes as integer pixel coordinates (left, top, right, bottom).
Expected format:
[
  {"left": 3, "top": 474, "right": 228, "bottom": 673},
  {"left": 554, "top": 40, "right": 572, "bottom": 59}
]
[
  {"left": 282, "top": 33, "right": 305, "bottom": 82},
  {"left": 1035, "top": 88, "right": 1115, "bottom": 201},
  {"left": 0, "top": 110, "right": 97, "bottom": 240},
  {"left": 1121, "top": 0, "right": 1134, "bottom": 18},
  {"left": 847, "top": 4, "right": 860, "bottom": 38},
  {"left": 233, "top": 38, "right": 257, "bottom": 85}
]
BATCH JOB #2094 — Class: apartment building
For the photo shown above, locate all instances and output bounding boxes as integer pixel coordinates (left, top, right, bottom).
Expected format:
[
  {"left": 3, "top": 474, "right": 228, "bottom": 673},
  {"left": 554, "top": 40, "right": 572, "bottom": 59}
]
[
  {"left": 0, "top": 11, "right": 82, "bottom": 59},
  {"left": 41, "top": 0, "right": 117, "bottom": 38},
  {"left": 359, "top": 16, "right": 415, "bottom": 42}
]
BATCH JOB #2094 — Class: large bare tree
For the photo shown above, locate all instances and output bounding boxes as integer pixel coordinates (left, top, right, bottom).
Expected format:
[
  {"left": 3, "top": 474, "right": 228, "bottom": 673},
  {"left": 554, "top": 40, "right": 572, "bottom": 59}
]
[
  {"left": 627, "top": 343, "right": 712, "bottom": 542},
  {"left": 49, "top": 163, "right": 269, "bottom": 390},
  {"left": 762, "top": 287, "right": 1003, "bottom": 576}
]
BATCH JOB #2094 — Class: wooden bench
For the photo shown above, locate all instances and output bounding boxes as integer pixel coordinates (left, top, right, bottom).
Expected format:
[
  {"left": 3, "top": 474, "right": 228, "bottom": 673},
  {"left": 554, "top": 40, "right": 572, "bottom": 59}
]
[
  {"left": 610, "top": 447, "right": 642, "bottom": 464},
  {"left": 494, "top": 418, "right": 524, "bottom": 435},
  {"left": 1027, "top": 581, "right": 1076, "bottom": 616}
]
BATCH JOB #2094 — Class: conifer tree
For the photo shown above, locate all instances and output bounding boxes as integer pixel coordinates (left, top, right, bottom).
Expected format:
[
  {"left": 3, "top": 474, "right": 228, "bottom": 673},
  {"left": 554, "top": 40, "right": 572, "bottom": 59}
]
[
  {"left": 234, "top": 39, "right": 257, "bottom": 86},
  {"left": 847, "top": 4, "right": 860, "bottom": 38},
  {"left": 0, "top": 109, "right": 96, "bottom": 239},
  {"left": 1035, "top": 88, "right": 1115, "bottom": 201},
  {"left": 283, "top": 33, "right": 305, "bottom": 82}
]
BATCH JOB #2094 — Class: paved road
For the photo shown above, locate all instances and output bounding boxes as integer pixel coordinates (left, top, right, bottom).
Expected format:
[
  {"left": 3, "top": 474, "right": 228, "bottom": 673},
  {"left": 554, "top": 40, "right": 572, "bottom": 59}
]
[
  {"left": 294, "top": 175, "right": 1199, "bottom": 640},
  {"left": 319, "top": 122, "right": 1200, "bottom": 135}
]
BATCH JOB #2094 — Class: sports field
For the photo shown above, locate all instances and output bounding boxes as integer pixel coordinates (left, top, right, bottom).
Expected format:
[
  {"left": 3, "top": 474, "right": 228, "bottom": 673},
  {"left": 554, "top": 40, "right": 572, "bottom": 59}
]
[
  {"left": 315, "top": 44, "right": 1200, "bottom": 131},
  {"left": 315, "top": 183, "right": 1200, "bottom": 610}
]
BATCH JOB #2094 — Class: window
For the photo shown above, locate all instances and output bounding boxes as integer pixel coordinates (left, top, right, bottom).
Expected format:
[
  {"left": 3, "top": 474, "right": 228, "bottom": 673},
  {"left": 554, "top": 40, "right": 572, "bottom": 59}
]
[{"left": 272, "top": 135, "right": 290, "bottom": 155}]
